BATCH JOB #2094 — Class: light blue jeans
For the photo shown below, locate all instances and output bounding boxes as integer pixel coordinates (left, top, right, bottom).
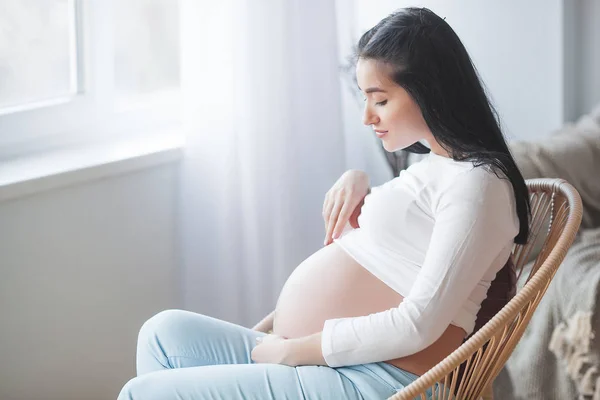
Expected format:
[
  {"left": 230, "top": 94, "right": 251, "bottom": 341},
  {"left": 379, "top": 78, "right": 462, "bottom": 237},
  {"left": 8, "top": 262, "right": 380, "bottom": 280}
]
[{"left": 117, "top": 309, "right": 422, "bottom": 399}]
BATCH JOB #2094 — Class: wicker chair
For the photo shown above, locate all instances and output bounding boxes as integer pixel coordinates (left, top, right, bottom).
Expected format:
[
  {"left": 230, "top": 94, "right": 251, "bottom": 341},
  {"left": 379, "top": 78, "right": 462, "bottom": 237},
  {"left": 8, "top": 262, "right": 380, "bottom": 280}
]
[{"left": 388, "top": 178, "right": 583, "bottom": 400}]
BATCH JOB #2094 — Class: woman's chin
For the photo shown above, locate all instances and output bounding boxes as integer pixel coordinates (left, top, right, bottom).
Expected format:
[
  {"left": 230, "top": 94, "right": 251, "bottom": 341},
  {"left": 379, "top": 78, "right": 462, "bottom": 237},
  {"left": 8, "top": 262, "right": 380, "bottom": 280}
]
[
  {"left": 382, "top": 140, "right": 403, "bottom": 153},
  {"left": 382, "top": 138, "right": 423, "bottom": 153}
]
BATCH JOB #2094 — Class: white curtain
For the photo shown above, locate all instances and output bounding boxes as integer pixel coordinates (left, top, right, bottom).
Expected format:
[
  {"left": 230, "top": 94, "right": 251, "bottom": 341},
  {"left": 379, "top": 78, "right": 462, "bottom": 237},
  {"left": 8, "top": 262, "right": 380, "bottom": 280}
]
[
  {"left": 178, "top": 0, "right": 350, "bottom": 327},
  {"left": 334, "top": 0, "right": 394, "bottom": 183}
]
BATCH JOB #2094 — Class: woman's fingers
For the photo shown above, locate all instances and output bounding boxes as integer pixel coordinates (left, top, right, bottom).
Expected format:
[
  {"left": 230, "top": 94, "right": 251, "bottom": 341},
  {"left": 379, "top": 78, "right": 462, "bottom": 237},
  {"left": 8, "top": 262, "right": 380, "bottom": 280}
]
[
  {"left": 332, "top": 199, "right": 354, "bottom": 240},
  {"left": 325, "top": 196, "right": 343, "bottom": 245},
  {"left": 322, "top": 195, "right": 334, "bottom": 241},
  {"left": 322, "top": 191, "right": 332, "bottom": 219}
]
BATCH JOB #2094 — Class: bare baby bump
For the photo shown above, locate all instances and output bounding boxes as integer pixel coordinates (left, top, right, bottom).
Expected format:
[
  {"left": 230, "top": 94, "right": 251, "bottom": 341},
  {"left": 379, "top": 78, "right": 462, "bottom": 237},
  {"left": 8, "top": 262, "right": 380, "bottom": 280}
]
[{"left": 272, "top": 243, "right": 403, "bottom": 339}]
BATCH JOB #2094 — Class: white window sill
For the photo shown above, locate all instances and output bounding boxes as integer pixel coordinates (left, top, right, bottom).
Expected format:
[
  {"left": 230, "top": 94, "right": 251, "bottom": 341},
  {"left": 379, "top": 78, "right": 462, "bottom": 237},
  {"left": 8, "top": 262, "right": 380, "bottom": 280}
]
[{"left": 0, "top": 134, "right": 184, "bottom": 203}]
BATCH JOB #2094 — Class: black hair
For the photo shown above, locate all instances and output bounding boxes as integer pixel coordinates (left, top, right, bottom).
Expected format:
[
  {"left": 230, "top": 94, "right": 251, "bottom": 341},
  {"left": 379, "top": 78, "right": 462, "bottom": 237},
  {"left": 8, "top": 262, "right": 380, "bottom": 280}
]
[{"left": 357, "top": 7, "right": 530, "bottom": 244}]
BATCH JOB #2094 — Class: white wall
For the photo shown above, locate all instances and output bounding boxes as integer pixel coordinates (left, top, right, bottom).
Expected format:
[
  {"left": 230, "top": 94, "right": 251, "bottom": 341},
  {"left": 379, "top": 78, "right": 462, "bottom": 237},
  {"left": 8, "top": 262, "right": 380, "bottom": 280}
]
[{"left": 0, "top": 164, "right": 180, "bottom": 400}]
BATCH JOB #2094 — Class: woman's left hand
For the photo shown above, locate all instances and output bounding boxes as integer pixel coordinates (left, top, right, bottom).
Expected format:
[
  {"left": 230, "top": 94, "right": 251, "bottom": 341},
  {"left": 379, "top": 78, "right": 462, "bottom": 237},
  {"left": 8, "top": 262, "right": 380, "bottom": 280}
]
[{"left": 251, "top": 334, "right": 294, "bottom": 366}]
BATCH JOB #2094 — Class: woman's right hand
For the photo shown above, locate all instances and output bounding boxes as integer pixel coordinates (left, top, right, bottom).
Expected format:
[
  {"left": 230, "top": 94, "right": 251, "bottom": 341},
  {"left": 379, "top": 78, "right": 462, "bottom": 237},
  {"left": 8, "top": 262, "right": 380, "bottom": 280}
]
[{"left": 323, "top": 170, "right": 370, "bottom": 246}]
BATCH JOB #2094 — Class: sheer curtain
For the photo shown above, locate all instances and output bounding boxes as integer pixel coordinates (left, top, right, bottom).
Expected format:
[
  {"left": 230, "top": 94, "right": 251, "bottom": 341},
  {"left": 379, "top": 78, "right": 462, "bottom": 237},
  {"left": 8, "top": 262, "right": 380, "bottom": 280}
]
[
  {"left": 178, "top": 0, "right": 349, "bottom": 327},
  {"left": 335, "top": 0, "right": 393, "bottom": 184}
]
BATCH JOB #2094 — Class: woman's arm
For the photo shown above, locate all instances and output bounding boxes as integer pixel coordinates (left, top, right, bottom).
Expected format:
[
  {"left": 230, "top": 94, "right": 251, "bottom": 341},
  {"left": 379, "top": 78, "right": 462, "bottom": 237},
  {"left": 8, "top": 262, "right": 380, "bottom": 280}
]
[
  {"left": 320, "top": 173, "right": 519, "bottom": 367},
  {"left": 252, "top": 310, "right": 275, "bottom": 333},
  {"left": 286, "top": 331, "right": 327, "bottom": 366}
]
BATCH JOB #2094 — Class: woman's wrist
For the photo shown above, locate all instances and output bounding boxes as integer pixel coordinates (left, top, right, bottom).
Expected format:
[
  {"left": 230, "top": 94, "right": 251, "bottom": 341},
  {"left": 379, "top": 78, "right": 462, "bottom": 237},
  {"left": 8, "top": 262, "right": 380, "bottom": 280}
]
[{"left": 287, "top": 332, "right": 327, "bottom": 366}]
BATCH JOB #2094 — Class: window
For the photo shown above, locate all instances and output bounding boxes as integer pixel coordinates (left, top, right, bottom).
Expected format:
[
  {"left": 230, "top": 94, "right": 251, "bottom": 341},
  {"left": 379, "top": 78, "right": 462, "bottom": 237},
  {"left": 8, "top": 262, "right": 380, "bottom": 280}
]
[
  {"left": 0, "top": 0, "right": 78, "bottom": 110},
  {"left": 0, "top": 0, "right": 181, "bottom": 160}
]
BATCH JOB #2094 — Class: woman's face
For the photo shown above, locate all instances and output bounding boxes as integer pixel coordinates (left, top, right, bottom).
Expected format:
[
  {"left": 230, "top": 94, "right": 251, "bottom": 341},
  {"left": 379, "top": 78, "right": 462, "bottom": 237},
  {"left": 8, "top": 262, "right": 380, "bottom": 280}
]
[{"left": 356, "top": 58, "right": 431, "bottom": 152}]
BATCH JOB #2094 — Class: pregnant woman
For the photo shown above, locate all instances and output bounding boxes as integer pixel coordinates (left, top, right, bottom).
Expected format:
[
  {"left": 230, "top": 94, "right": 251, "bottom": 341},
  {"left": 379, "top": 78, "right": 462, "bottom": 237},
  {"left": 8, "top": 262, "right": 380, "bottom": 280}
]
[{"left": 118, "top": 7, "right": 530, "bottom": 399}]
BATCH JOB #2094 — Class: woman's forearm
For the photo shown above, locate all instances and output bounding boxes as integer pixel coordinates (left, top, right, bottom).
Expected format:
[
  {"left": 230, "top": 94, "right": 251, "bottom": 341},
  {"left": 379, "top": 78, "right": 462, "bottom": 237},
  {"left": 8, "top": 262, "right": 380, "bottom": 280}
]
[
  {"left": 287, "top": 331, "right": 327, "bottom": 366},
  {"left": 252, "top": 310, "right": 275, "bottom": 333}
]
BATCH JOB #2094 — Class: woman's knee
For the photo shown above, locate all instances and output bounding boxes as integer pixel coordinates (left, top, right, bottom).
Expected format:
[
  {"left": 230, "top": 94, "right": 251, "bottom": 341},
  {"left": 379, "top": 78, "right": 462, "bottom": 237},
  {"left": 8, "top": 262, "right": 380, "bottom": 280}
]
[
  {"left": 117, "top": 376, "right": 138, "bottom": 400},
  {"left": 136, "top": 310, "right": 196, "bottom": 363},
  {"left": 138, "top": 310, "right": 186, "bottom": 343},
  {"left": 117, "top": 374, "right": 163, "bottom": 400},
  {"left": 136, "top": 310, "right": 207, "bottom": 374},
  {"left": 141, "top": 309, "right": 211, "bottom": 346},
  {"left": 136, "top": 310, "right": 221, "bottom": 356}
]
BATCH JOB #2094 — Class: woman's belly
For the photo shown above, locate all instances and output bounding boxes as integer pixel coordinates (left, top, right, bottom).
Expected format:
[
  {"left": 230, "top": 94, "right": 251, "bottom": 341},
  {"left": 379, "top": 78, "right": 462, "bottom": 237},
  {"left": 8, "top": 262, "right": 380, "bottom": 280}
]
[
  {"left": 273, "top": 243, "right": 465, "bottom": 375},
  {"left": 273, "top": 243, "right": 402, "bottom": 338}
]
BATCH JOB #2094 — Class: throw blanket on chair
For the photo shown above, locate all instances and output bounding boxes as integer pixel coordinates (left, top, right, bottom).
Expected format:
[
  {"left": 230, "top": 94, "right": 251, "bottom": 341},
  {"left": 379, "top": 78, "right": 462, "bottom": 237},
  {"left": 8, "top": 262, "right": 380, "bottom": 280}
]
[{"left": 495, "top": 228, "right": 600, "bottom": 400}]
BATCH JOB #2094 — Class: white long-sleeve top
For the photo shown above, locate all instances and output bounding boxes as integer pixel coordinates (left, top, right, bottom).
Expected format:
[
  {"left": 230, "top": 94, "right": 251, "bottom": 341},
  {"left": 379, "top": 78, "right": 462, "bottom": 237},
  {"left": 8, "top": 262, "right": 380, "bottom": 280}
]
[{"left": 322, "top": 152, "right": 520, "bottom": 367}]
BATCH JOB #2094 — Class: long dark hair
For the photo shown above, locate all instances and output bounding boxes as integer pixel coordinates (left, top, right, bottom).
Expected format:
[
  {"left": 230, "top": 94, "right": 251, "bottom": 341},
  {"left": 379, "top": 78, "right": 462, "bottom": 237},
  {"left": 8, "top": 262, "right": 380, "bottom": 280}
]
[{"left": 357, "top": 8, "right": 530, "bottom": 244}]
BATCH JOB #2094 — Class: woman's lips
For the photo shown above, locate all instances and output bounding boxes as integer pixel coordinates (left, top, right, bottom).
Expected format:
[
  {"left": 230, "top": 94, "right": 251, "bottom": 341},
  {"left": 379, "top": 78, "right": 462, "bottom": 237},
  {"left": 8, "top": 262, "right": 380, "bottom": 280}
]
[{"left": 374, "top": 130, "right": 388, "bottom": 138}]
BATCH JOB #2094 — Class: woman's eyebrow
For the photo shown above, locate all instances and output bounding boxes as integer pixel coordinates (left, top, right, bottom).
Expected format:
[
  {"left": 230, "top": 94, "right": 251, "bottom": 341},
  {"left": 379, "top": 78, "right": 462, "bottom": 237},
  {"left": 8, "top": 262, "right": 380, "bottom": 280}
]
[{"left": 357, "top": 85, "right": 387, "bottom": 94}]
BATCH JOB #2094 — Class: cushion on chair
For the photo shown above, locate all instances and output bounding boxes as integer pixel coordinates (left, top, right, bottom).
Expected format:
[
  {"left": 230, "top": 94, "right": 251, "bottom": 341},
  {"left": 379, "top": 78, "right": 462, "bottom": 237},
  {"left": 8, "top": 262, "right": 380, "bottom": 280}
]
[{"left": 470, "top": 256, "right": 517, "bottom": 341}]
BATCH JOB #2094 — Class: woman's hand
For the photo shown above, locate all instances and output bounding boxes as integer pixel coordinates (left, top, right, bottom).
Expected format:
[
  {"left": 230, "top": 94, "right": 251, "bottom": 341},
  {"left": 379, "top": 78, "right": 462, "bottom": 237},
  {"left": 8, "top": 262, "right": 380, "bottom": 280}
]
[
  {"left": 251, "top": 334, "right": 293, "bottom": 365},
  {"left": 323, "top": 170, "right": 370, "bottom": 245}
]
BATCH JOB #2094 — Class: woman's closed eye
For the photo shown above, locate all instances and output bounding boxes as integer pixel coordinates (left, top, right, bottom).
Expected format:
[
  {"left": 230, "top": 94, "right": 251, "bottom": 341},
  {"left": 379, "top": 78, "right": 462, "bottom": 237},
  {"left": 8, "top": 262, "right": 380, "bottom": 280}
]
[{"left": 362, "top": 97, "right": 387, "bottom": 106}]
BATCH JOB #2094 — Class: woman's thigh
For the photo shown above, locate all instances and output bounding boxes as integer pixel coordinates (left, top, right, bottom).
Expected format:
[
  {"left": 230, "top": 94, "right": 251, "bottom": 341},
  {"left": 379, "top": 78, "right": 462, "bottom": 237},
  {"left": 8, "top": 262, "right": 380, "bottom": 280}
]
[
  {"left": 126, "top": 309, "right": 421, "bottom": 399},
  {"left": 135, "top": 309, "right": 266, "bottom": 375},
  {"left": 118, "top": 362, "right": 383, "bottom": 400}
]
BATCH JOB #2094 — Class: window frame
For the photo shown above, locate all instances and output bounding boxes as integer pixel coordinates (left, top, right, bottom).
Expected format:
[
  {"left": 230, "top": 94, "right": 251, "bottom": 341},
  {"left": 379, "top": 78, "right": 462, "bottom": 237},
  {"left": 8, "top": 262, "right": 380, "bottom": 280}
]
[{"left": 0, "top": 0, "right": 181, "bottom": 160}]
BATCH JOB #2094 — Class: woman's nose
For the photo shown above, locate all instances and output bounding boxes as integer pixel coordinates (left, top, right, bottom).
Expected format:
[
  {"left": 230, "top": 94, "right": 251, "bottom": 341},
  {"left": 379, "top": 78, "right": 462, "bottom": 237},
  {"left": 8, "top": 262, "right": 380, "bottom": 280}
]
[{"left": 362, "top": 106, "right": 379, "bottom": 126}]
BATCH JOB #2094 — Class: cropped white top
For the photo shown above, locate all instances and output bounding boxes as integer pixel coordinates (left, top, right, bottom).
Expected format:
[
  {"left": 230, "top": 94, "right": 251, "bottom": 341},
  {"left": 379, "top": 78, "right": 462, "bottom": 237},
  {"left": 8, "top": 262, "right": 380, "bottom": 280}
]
[{"left": 322, "top": 152, "right": 520, "bottom": 367}]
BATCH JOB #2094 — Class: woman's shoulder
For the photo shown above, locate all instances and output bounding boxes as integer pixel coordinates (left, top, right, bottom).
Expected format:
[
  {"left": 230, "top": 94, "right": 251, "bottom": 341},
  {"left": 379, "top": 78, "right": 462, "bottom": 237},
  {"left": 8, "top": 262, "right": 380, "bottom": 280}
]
[
  {"left": 398, "top": 155, "right": 513, "bottom": 200},
  {"left": 435, "top": 164, "right": 513, "bottom": 205}
]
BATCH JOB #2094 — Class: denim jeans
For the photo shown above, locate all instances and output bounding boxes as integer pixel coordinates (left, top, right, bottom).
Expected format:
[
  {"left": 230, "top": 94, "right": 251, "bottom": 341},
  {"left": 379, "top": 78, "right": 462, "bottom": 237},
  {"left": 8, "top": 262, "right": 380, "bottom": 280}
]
[{"left": 117, "top": 309, "right": 422, "bottom": 399}]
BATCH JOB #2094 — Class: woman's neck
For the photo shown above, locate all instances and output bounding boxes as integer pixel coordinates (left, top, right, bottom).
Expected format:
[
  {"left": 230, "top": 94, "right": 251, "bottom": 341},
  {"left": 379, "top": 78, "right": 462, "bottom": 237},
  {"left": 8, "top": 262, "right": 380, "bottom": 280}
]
[{"left": 421, "top": 135, "right": 451, "bottom": 158}]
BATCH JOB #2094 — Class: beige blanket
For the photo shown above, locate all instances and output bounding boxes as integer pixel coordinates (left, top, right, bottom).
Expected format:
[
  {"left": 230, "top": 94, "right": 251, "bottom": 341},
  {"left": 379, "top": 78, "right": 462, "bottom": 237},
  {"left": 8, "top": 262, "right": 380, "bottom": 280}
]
[
  {"left": 509, "top": 104, "right": 600, "bottom": 230},
  {"left": 496, "top": 227, "right": 600, "bottom": 400}
]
